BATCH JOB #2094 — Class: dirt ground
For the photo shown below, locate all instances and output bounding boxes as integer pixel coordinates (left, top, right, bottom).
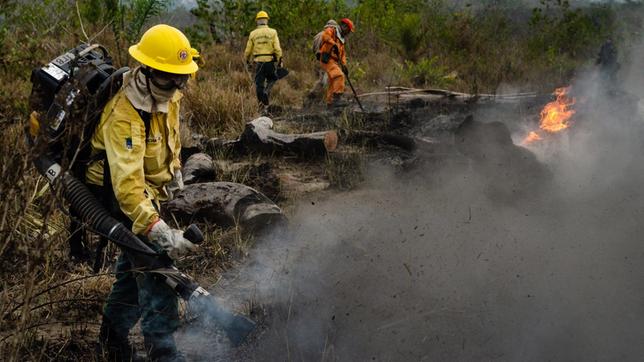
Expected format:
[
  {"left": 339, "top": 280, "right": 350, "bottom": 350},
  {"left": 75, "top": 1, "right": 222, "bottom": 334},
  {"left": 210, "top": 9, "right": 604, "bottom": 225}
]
[{"left": 173, "top": 79, "right": 644, "bottom": 361}]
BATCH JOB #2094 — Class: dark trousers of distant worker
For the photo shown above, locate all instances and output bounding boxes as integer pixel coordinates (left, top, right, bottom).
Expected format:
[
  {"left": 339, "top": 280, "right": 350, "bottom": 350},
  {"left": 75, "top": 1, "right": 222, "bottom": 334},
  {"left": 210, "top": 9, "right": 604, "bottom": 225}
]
[
  {"left": 89, "top": 182, "right": 179, "bottom": 359},
  {"left": 255, "top": 61, "right": 278, "bottom": 106}
]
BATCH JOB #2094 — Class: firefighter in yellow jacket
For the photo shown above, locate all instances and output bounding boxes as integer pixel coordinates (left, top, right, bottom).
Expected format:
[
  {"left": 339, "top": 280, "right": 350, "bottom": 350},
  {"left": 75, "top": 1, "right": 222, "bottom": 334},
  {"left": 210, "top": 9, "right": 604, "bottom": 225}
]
[
  {"left": 87, "top": 24, "right": 198, "bottom": 362},
  {"left": 244, "top": 10, "right": 283, "bottom": 108}
]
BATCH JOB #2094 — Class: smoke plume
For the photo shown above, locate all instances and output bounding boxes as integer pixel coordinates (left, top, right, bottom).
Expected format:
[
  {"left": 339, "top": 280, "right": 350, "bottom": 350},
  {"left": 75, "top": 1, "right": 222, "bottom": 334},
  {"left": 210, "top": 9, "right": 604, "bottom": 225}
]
[{"left": 177, "top": 28, "right": 644, "bottom": 362}]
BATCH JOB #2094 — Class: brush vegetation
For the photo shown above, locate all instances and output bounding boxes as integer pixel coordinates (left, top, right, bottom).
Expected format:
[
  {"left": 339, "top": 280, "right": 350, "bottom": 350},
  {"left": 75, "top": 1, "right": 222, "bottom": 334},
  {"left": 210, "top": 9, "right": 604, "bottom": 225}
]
[{"left": 0, "top": 0, "right": 642, "bottom": 359}]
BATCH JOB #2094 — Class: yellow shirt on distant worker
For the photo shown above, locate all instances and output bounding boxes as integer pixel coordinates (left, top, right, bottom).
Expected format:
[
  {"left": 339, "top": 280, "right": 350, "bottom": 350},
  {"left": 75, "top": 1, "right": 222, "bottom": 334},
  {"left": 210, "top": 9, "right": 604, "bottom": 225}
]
[
  {"left": 85, "top": 88, "right": 182, "bottom": 235},
  {"left": 244, "top": 24, "right": 283, "bottom": 63}
]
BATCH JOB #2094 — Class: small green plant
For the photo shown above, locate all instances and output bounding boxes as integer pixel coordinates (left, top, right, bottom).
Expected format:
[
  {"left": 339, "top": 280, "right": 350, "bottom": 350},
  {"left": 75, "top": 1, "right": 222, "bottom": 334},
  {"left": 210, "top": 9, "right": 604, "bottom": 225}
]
[
  {"left": 397, "top": 13, "right": 425, "bottom": 61},
  {"left": 401, "top": 57, "right": 453, "bottom": 88},
  {"left": 335, "top": 111, "right": 365, "bottom": 132}
]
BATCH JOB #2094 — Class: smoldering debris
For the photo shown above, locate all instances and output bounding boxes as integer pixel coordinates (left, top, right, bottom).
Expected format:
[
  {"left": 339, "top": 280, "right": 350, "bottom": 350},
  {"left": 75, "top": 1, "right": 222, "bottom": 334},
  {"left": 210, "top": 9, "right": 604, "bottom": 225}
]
[
  {"left": 176, "top": 38, "right": 644, "bottom": 362},
  {"left": 179, "top": 100, "right": 644, "bottom": 361}
]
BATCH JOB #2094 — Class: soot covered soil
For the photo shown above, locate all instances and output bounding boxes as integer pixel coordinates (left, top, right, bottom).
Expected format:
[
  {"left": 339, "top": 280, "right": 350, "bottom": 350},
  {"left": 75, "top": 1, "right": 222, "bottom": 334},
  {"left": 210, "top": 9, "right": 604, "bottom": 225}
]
[
  {"left": 178, "top": 99, "right": 644, "bottom": 361},
  {"left": 177, "top": 43, "right": 644, "bottom": 360}
]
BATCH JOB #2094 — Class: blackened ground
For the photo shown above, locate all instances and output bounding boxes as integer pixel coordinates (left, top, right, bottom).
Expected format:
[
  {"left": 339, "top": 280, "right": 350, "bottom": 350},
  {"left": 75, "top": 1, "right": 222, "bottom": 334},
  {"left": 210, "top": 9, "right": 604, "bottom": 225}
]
[
  {"left": 176, "top": 52, "right": 644, "bottom": 360},
  {"left": 178, "top": 101, "right": 644, "bottom": 361}
]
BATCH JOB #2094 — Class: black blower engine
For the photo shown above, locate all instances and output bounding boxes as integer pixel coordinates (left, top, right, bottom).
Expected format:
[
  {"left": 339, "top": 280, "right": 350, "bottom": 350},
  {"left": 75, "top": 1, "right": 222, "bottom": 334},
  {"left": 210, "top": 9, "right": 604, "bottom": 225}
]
[{"left": 26, "top": 44, "right": 255, "bottom": 346}]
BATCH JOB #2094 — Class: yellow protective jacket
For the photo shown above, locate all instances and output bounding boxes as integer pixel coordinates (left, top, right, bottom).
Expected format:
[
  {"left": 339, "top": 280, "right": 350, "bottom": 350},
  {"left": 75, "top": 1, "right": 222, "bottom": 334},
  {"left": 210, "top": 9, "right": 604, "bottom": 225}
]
[
  {"left": 244, "top": 25, "right": 283, "bottom": 63},
  {"left": 85, "top": 89, "right": 182, "bottom": 235}
]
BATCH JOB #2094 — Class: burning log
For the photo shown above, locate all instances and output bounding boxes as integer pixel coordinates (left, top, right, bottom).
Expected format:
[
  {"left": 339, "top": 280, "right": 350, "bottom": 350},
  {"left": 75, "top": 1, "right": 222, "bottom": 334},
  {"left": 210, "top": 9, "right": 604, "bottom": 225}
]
[
  {"left": 239, "top": 117, "right": 338, "bottom": 156},
  {"left": 165, "top": 182, "right": 286, "bottom": 233},
  {"left": 522, "top": 86, "right": 576, "bottom": 145}
]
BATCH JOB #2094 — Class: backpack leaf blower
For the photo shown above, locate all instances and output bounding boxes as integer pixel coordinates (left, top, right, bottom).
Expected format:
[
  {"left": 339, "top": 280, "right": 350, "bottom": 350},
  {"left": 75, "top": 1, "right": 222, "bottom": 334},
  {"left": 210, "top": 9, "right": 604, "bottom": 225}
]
[{"left": 26, "top": 44, "right": 256, "bottom": 346}]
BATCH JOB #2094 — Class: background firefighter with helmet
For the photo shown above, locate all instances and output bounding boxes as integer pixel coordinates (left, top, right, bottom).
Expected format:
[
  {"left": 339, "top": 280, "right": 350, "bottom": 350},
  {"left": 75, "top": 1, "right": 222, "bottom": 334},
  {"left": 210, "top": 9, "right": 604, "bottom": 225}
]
[
  {"left": 87, "top": 24, "right": 199, "bottom": 362},
  {"left": 319, "top": 17, "right": 355, "bottom": 108},
  {"left": 244, "top": 10, "right": 284, "bottom": 110},
  {"left": 305, "top": 19, "right": 339, "bottom": 106}
]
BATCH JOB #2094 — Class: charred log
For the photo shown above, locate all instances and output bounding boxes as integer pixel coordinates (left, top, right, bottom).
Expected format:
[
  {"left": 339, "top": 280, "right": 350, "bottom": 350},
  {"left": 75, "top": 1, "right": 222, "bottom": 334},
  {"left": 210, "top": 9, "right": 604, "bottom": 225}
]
[
  {"left": 455, "top": 115, "right": 513, "bottom": 149},
  {"left": 165, "top": 182, "right": 286, "bottom": 233},
  {"left": 182, "top": 153, "right": 217, "bottom": 185},
  {"left": 203, "top": 138, "right": 244, "bottom": 157},
  {"left": 342, "top": 130, "right": 416, "bottom": 152},
  {"left": 213, "top": 160, "right": 283, "bottom": 202},
  {"left": 180, "top": 145, "right": 203, "bottom": 163},
  {"left": 239, "top": 117, "right": 338, "bottom": 156},
  {"left": 201, "top": 117, "right": 338, "bottom": 158},
  {"left": 454, "top": 116, "right": 551, "bottom": 201}
]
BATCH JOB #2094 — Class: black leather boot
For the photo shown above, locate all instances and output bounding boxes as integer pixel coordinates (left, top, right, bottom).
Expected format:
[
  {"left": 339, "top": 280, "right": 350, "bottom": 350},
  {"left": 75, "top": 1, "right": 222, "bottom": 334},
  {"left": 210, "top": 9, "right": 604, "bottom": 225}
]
[{"left": 96, "top": 318, "right": 142, "bottom": 362}]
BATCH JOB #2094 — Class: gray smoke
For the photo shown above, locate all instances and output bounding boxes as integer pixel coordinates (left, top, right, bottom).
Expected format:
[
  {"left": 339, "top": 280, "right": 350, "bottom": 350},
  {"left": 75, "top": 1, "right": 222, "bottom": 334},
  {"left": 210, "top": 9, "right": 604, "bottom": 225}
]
[{"left": 176, "top": 30, "right": 644, "bottom": 362}]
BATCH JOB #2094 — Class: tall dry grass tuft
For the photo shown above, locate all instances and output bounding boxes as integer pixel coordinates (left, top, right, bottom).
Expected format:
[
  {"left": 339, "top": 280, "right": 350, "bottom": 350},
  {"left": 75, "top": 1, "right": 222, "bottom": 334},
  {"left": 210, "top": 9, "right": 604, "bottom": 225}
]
[
  {"left": 0, "top": 123, "right": 93, "bottom": 359},
  {"left": 184, "top": 74, "right": 256, "bottom": 139}
]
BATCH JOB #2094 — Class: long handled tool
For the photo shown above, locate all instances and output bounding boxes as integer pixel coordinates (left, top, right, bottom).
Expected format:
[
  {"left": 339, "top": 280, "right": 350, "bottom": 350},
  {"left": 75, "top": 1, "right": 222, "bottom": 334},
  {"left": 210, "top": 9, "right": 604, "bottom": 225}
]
[
  {"left": 333, "top": 46, "right": 365, "bottom": 112},
  {"left": 344, "top": 69, "right": 365, "bottom": 112}
]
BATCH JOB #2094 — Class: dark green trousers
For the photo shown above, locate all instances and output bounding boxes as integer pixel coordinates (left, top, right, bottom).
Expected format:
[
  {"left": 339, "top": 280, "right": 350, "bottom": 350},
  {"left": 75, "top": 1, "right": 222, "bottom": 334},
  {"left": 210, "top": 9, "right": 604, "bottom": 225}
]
[
  {"left": 88, "top": 183, "right": 179, "bottom": 341},
  {"left": 103, "top": 253, "right": 180, "bottom": 340}
]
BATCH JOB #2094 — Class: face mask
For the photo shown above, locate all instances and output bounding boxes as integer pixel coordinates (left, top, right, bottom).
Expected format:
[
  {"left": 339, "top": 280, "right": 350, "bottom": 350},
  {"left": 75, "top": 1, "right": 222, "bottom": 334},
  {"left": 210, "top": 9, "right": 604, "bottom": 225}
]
[
  {"left": 124, "top": 67, "right": 177, "bottom": 113},
  {"left": 149, "top": 69, "right": 189, "bottom": 91}
]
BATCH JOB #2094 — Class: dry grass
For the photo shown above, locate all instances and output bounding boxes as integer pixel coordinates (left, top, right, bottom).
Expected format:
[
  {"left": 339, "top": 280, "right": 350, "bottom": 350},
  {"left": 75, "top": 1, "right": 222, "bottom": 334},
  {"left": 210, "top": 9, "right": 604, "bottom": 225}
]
[
  {"left": 0, "top": 122, "right": 109, "bottom": 358},
  {"left": 183, "top": 74, "right": 256, "bottom": 139},
  {"left": 325, "top": 148, "right": 365, "bottom": 190},
  {"left": 183, "top": 44, "right": 322, "bottom": 139}
]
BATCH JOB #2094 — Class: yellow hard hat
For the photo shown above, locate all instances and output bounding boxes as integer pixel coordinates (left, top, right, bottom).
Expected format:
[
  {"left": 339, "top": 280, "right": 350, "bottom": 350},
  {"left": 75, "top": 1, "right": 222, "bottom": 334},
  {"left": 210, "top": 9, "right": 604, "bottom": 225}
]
[
  {"left": 128, "top": 24, "right": 198, "bottom": 75},
  {"left": 256, "top": 11, "right": 269, "bottom": 20}
]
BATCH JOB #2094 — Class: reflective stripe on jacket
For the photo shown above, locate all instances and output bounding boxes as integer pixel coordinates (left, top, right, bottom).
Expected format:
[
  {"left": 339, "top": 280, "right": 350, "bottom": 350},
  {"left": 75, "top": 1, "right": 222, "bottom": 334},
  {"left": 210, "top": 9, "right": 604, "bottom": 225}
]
[
  {"left": 244, "top": 25, "right": 283, "bottom": 63},
  {"left": 319, "top": 27, "right": 346, "bottom": 65},
  {"left": 85, "top": 88, "right": 182, "bottom": 235}
]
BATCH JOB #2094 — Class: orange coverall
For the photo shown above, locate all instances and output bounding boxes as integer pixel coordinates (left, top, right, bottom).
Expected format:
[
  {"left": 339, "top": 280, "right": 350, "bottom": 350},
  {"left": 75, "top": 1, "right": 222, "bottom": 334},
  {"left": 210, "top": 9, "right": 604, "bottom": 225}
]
[{"left": 319, "top": 27, "right": 347, "bottom": 105}]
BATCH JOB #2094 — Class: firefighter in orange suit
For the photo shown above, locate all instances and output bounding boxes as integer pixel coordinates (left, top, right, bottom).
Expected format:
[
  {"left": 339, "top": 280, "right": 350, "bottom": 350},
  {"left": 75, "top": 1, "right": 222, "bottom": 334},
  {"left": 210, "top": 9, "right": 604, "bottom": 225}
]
[{"left": 319, "top": 18, "right": 354, "bottom": 108}]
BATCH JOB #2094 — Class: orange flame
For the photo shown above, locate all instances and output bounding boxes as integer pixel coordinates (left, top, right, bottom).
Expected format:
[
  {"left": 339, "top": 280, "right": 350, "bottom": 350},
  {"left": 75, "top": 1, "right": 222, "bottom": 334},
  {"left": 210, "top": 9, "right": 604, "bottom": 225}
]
[
  {"left": 523, "top": 131, "right": 542, "bottom": 144},
  {"left": 539, "top": 86, "right": 576, "bottom": 133},
  {"left": 522, "top": 86, "right": 576, "bottom": 144}
]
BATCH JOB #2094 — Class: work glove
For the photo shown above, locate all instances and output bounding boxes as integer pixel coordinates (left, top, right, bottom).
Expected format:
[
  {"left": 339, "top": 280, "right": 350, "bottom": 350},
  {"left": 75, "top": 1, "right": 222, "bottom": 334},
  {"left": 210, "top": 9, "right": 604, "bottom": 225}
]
[
  {"left": 277, "top": 58, "right": 284, "bottom": 68},
  {"left": 341, "top": 64, "right": 349, "bottom": 76},
  {"left": 320, "top": 52, "right": 331, "bottom": 64},
  {"left": 166, "top": 170, "right": 184, "bottom": 199},
  {"left": 148, "top": 219, "right": 198, "bottom": 260}
]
